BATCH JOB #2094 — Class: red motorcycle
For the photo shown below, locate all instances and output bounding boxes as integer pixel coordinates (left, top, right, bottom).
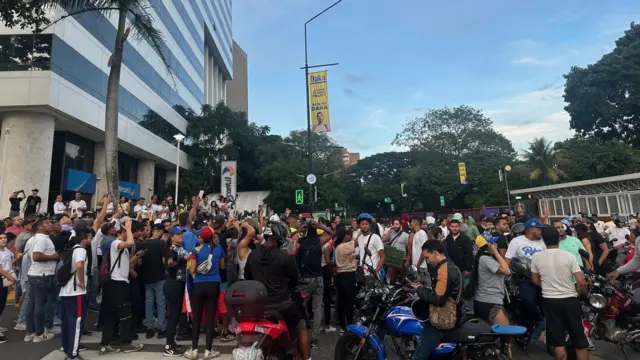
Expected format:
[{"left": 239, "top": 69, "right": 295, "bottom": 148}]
[{"left": 225, "top": 280, "right": 298, "bottom": 360}]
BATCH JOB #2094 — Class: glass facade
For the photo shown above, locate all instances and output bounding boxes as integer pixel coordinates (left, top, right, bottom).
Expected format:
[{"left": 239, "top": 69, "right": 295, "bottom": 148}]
[{"left": 0, "top": 34, "right": 52, "bottom": 71}]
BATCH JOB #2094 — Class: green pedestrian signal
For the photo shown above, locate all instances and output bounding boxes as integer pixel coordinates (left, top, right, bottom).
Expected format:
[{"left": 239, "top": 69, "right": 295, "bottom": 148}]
[{"left": 295, "top": 189, "right": 304, "bottom": 205}]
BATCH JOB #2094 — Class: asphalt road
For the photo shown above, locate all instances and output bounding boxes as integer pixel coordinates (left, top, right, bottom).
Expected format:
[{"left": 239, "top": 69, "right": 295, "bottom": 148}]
[{"left": 0, "top": 304, "right": 632, "bottom": 359}]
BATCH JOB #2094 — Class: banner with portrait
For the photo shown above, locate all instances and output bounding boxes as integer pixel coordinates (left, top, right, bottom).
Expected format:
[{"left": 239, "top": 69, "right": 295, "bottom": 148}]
[{"left": 308, "top": 70, "right": 331, "bottom": 133}]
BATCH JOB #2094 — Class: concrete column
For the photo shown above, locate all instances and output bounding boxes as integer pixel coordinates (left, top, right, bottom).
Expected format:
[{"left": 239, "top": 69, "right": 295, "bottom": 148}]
[
  {"left": 0, "top": 112, "right": 55, "bottom": 216},
  {"left": 93, "top": 142, "right": 107, "bottom": 209},
  {"left": 137, "top": 159, "right": 155, "bottom": 200}
]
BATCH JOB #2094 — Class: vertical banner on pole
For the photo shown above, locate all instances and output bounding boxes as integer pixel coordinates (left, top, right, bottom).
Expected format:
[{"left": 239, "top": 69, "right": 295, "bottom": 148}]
[
  {"left": 458, "top": 162, "right": 468, "bottom": 184},
  {"left": 308, "top": 70, "right": 331, "bottom": 132},
  {"left": 221, "top": 161, "right": 237, "bottom": 201}
]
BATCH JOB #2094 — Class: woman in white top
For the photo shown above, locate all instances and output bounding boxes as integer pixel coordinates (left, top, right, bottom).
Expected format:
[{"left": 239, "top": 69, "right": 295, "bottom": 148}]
[
  {"left": 236, "top": 221, "right": 257, "bottom": 280},
  {"left": 53, "top": 194, "right": 67, "bottom": 215}
]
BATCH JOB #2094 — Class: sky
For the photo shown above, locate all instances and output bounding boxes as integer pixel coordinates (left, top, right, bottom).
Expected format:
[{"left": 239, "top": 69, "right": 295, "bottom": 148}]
[{"left": 232, "top": 0, "right": 640, "bottom": 158}]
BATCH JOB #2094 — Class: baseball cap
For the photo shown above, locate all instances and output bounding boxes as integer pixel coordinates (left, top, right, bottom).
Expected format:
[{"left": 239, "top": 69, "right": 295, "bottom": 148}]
[
  {"left": 169, "top": 227, "right": 185, "bottom": 236},
  {"left": 198, "top": 226, "right": 213, "bottom": 240},
  {"left": 426, "top": 216, "right": 436, "bottom": 225},
  {"left": 211, "top": 215, "right": 225, "bottom": 229},
  {"left": 452, "top": 213, "right": 463, "bottom": 221},
  {"left": 524, "top": 218, "right": 544, "bottom": 229},
  {"left": 152, "top": 223, "right": 164, "bottom": 231},
  {"left": 31, "top": 188, "right": 39, "bottom": 192},
  {"left": 475, "top": 234, "right": 499, "bottom": 248}
]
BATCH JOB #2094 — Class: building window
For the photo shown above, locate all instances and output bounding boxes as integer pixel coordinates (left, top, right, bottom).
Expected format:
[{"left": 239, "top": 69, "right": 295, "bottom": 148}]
[
  {"left": 597, "top": 196, "right": 608, "bottom": 215},
  {"left": 0, "top": 34, "right": 52, "bottom": 71}
]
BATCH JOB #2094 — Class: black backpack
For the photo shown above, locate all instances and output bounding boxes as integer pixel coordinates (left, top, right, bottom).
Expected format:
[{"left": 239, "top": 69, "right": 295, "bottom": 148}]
[{"left": 56, "top": 243, "right": 82, "bottom": 288}]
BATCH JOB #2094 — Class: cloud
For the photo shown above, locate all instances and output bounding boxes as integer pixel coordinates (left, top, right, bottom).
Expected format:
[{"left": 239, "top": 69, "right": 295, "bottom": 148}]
[
  {"left": 511, "top": 56, "right": 559, "bottom": 66},
  {"left": 343, "top": 88, "right": 368, "bottom": 101},
  {"left": 344, "top": 73, "right": 369, "bottom": 84}
]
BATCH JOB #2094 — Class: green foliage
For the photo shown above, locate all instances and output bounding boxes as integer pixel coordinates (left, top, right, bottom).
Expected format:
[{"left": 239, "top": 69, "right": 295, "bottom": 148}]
[
  {"left": 522, "top": 137, "right": 567, "bottom": 184},
  {"left": 564, "top": 22, "right": 640, "bottom": 146}
]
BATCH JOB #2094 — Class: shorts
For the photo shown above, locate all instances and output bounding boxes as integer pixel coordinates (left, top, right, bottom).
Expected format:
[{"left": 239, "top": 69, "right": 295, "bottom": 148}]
[
  {"left": 216, "top": 289, "right": 227, "bottom": 317},
  {"left": 542, "top": 297, "right": 589, "bottom": 349},
  {"left": 267, "top": 300, "right": 305, "bottom": 337},
  {"left": 473, "top": 300, "right": 506, "bottom": 323}
]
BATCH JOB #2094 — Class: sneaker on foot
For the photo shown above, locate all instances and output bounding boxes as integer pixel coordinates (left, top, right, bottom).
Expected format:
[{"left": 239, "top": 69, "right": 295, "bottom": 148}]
[
  {"left": 324, "top": 325, "right": 337, "bottom": 333},
  {"left": 53, "top": 317, "right": 62, "bottom": 326},
  {"left": 183, "top": 348, "right": 199, "bottom": 359},
  {"left": 145, "top": 329, "right": 155, "bottom": 339},
  {"left": 0, "top": 327, "right": 7, "bottom": 332},
  {"left": 13, "top": 323, "right": 26, "bottom": 331},
  {"left": 157, "top": 330, "right": 166, "bottom": 339},
  {"left": 99, "top": 345, "right": 121, "bottom": 356},
  {"left": 0, "top": 334, "right": 7, "bottom": 344},
  {"left": 121, "top": 343, "right": 144, "bottom": 353},
  {"left": 220, "top": 333, "right": 236, "bottom": 342},
  {"left": 164, "top": 343, "right": 184, "bottom": 357},
  {"left": 204, "top": 349, "right": 221, "bottom": 359},
  {"left": 311, "top": 339, "right": 319, "bottom": 349},
  {"left": 33, "top": 332, "right": 55, "bottom": 343},
  {"left": 24, "top": 333, "right": 35, "bottom": 342},
  {"left": 46, "top": 327, "right": 61, "bottom": 335},
  {"left": 531, "top": 321, "right": 546, "bottom": 341}
]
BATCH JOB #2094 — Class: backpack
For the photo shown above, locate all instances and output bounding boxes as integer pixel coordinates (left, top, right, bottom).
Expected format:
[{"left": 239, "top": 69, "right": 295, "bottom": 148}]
[
  {"left": 56, "top": 244, "right": 82, "bottom": 288},
  {"left": 98, "top": 245, "right": 125, "bottom": 286}
]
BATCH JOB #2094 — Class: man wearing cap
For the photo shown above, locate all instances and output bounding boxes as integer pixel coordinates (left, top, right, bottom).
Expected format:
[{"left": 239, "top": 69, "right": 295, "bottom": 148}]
[
  {"left": 505, "top": 218, "right": 547, "bottom": 340},
  {"left": 23, "top": 189, "right": 41, "bottom": 219}
]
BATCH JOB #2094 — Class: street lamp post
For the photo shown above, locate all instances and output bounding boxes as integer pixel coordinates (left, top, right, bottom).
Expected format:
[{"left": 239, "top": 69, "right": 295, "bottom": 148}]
[
  {"left": 0, "top": 129, "right": 10, "bottom": 207},
  {"left": 503, "top": 165, "right": 512, "bottom": 210},
  {"left": 303, "top": 0, "right": 343, "bottom": 212},
  {"left": 173, "top": 134, "right": 186, "bottom": 202}
]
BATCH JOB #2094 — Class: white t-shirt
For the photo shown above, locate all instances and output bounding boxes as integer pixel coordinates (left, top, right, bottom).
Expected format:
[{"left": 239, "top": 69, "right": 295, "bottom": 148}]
[
  {"left": 150, "top": 204, "right": 162, "bottom": 214},
  {"left": 53, "top": 201, "right": 67, "bottom": 215},
  {"left": 109, "top": 240, "right": 130, "bottom": 283},
  {"left": 0, "top": 247, "right": 14, "bottom": 272},
  {"left": 606, "top": 226, "right": 630, "bottom": 247},
  {"left": 411, "top": 230, "right": 428, "bottom": 269},
  {"left": 531, "top": 248, "right": 581, "bottom": 299},
  {"left": 358, "top": 233, "right": 384, "bottom": 274},
  {"left": 440, "top": 225, "right": 449, "bottom": 239},
  {"left": 352, "top": 230, "right": 361, "bottom": 256},
  {"left": 91, "top": 229, "right": 104, "bottom": 271},
  {"left": 505, "top": 235, "right": 546, "bottom": 260},
  {"left": 59, "top": 247, "right": 88, "bottom": 297},
  {"left": 69, "top": 200, "right": 87, "bottom": 218},
  {"left": 594, "top": 220, "right": 605, "bottom": 234},
  {"left": 133, "top": 204, "right": 144, "bottom": 214},
  {"left": 27, "top": 234, "right": 57, "bottom": 276}
]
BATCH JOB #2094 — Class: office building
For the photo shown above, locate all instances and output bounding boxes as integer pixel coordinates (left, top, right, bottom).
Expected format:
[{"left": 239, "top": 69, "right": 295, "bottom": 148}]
[
  {"left": 0, "top": 0, "right": 233, "bottom": 215},
  {"left": 226, "top": 41, "right": 248, "bottom": 114}
]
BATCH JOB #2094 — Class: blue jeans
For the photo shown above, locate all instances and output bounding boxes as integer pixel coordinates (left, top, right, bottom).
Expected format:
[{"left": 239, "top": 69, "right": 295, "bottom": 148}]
[
  {"left": 145, "top": 280, "right": 166, "bottom": 331},
  {"left": 413, "top": 322, "right": 443, "bottom": 360},
  {"left": 17, "top": 281, "right": 30, "bottom": 324},
  {"left": 27, "top": 275, "right": 55, "bottom": 335}
]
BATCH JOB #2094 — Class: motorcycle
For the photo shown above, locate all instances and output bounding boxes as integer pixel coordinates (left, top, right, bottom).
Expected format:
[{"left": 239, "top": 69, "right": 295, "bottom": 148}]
[
  {"left": 225, "top": 280, "right": 298, "bottom": 360},
  {"left": 335, "top": 263, "right": 525, "bottom": 359}
]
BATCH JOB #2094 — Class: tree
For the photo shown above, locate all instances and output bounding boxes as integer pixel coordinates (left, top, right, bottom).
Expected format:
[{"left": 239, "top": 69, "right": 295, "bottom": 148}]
[
  {"left": 564, "top": 22, "right": 640, "bottom": 146},
  {"left": 1, "top": 0, "right": 171, "bottom": 198},
  {"left": 393, "top": 105, "right": 517, "bottom": 159},
  {"left": 522, "top": 137, "right": 567, "bottom": 184}
]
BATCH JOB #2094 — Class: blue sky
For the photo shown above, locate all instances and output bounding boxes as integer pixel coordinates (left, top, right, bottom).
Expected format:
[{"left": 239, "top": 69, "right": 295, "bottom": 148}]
[{"left": 232, "top": 0, "right": 639, "bottom": 158}]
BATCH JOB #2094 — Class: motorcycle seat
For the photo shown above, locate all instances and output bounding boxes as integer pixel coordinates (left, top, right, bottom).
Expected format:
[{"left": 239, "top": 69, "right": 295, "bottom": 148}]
[
  {"left": 264, "top": 310, "right": 284, "bottom": 324},
  {"left": 441, "top": 321, "right": 494, "bottom": 343}
]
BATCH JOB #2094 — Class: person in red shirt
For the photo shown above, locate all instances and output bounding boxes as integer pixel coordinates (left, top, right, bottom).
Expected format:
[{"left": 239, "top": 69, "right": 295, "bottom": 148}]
[{"left": 4, "top": 216, "right": 23, "bottom": 237}]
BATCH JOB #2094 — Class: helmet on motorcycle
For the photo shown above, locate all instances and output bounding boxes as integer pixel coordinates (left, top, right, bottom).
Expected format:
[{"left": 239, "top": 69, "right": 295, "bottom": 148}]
[
  {"left": 263, "top": 220, "right": 287, "bottom": 245},
  {"left": 511, "top": 222, "right": 525, "bottom": 236},
  {"left": 357, "top": 213, "right": 373, "bottom": 224},
  {"left": 410, "top": 299, "right": 430, "bottom": 323},
  {"left": 509, "top": 256, "right": 532, "bottom": 279}
]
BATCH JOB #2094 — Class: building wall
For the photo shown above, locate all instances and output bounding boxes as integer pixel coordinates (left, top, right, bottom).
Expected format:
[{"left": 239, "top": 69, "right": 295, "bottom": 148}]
[{"left": 226, "top": 41, "right": 248, "bottom": 114}]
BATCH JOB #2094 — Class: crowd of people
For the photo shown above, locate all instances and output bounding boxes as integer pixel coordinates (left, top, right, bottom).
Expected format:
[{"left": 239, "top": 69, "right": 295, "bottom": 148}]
[{"left": 0, "top": 192, "right": 638, "bottom": 360}]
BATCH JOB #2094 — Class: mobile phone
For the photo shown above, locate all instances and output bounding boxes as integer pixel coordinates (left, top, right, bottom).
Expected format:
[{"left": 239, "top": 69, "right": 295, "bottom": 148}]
[{"left": 198, "top": 190, "right": 204, "bottom": 199}]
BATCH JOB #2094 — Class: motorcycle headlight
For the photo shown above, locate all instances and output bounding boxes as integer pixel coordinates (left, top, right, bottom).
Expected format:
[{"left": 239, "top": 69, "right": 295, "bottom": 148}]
[{"left": 588, "top": 293, "right": 606, "bottom": 310}]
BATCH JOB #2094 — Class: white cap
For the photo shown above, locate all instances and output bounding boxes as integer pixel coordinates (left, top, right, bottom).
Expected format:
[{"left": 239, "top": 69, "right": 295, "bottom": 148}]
[
  {"left": 426, "top": 216, "right": 436, "bottom": 225},
  {"left": 154, "top": 219, "right": 162, "bottom": 224}
]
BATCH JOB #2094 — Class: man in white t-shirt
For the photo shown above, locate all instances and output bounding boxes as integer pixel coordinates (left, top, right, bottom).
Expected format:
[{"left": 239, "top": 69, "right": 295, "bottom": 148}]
[
  {"left": 505, "top": 218, "right": 547, "bottom": 340},
  {"left": 26, "top": 218, "right": 60, "bottom": 342},
  {"left": 59, "top": 230, "right": 90, "bottom": 359},
  {"left": 605, "top": 218, "right": 630, "bottom": 248},
  {"left": 409, "top": 216, "right": 429, "bottom": 270},
  {"left": 531, "top": 226, "right": 589, "bottom": 360},
  {"left": 591, "top": 214, "right": 606, "bottom": 234},
  {"left": 99, "top": 219, "right": 143, "bottom": 355},
  {"left": 69, "top": 192, "right": 87, "bottom": 219},
  {"left": 355, "top": 214, "right": 385, "bottom": 283}
]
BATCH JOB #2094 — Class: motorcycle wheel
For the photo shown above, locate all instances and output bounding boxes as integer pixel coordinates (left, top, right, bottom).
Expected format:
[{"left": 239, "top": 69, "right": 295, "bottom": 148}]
[{"left": 334, "top": 332, "right": 377, "bottom": 360}]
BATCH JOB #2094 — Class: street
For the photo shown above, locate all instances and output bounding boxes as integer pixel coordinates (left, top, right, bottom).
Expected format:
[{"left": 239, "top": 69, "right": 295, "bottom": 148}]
[{"left": 0, "top": 305, "right": 629, "bottom": 360}]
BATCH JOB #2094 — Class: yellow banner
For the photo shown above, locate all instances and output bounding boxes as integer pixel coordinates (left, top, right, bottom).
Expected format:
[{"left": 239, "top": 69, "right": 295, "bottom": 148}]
[
  {"left": 458, "top": 162, "right": 468, "bottom": 184},
  {"left": 308, "top": 70, "right": 331, "bottom": 133}
]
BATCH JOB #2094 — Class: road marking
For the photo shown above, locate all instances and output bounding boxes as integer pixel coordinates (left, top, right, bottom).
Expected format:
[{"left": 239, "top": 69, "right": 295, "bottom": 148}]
[{"left": 42, "top": 350, "right": 233, "bottom": 360}]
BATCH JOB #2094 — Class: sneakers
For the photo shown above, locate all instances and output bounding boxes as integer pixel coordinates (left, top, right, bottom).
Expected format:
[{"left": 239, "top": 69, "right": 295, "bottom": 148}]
[
  {"left": 324, "top": 325, "right": 337, "bottom": 333},
  {"left": 220, "top": 333, "right": 236, "bottom": 342},
  {"left": 121, "top": 343, "right": 144, "bottom": 353},
  {"left": 33, "top": 332, "right": 55, "bottom": 343},
  {"left": 13, "top": 322, "right": 26, "bottom": 331},
  {"left": 53, "top": 317, "right": 62, "bottom": 326},
  {"left": 99, "top": 345, "right": 121, "bottom": 356},
  {"left": 311, "top": 338, "right": 319, "bottom": 349},
  {"left": 0, "top": 327, "right": 7, "bottom": 332},
  {"left": 164, "top": 343, "right": 184, "bottom": 357},
  {"left": 157, "top": 330, "right": 166, "bottom": 339},
  {"left": 183, "top": 348, "right": 199, "bottom": 359},
  {"left": 0, "top": 333, "right": 7, "bottom": 344},
  {"left": 24, "top": 333, "right": 35, "bottom": 342},
  {"left": 46, "top": 326, "right": 62, "bottom": 335},
  {"left": 59, "top": 344, "right": 87, "bottom": 352},
  {"left": 203, "top": 349, "right": 221, "bottom": 359},
  {"left": 146, "top": 329, "right": 155, "bottom": 339},
  {"left": 531, "top": 321, "right": 546, "bottom": 341}
]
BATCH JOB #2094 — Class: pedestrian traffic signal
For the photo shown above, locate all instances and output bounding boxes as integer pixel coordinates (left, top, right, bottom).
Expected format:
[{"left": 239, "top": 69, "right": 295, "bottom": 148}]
[{"left": 295, "top": 189, "right": 304, "bottom": 205}]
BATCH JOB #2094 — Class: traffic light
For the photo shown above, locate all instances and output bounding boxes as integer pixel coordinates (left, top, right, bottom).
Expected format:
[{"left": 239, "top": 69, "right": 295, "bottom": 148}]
[{"left": 295, "top": 189, "right": 304, "bottom": 205}]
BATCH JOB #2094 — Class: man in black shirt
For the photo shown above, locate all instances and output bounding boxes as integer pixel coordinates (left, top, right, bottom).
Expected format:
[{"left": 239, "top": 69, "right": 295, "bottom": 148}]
[
  {"left": 163, "top": 227, "right": 188, "bottom": 356},
  {"left": 143, "top": 223, "right": 168, "bottom": 339},
  {"left": 23, "top": 189, "right": 41, "bottom": 218},
  {"left": 575, "top": 223, "right": 608, "bottom": 274},
  {"left": 443, "top": 220, "right": 474, "bottom": 276},
  {"left": 245, "top": 221, "right": 311, "bottom": 360},
  {"left": 8, "top": 190, "right": 24, "bottom": 218},
  {"left": 492, "top": 217, "right": 512, "bottom": 258}
]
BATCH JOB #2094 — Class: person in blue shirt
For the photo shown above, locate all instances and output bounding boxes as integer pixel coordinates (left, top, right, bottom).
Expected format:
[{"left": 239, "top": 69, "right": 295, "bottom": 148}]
[
  {"left": 184, "top": 227, "right": 224, "bottom": 360},
  {"left": 178, "top": 212, "right": 198, "bottom": 253}
]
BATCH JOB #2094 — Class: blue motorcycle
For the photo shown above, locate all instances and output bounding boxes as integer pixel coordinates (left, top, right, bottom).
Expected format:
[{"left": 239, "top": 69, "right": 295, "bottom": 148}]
[{"left": 334, "top": 267, "right": 526, "bottom": 359}]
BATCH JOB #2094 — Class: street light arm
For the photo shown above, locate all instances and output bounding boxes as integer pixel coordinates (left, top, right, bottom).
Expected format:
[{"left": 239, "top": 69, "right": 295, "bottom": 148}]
[{"left": 305, "top": 0, "right": 344, "bottom": 26}]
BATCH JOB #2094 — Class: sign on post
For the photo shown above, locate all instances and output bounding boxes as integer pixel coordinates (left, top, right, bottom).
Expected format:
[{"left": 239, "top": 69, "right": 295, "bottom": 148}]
[
  {"left": 440, "top": 196, "right": 445, "bottom": 207},
  {"left": 458, "top": 162, "right": 468, "bottom": 184},
  {"left": 384, "top": 197, "right": 392, "bottom": 204},
  {"left": 295, "top": 189, "right": 304, "bottom": 205}
]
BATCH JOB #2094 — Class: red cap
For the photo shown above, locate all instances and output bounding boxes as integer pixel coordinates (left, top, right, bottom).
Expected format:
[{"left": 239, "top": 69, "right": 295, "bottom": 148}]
[{"left": 199, "top": 227, "right": 213, "bottom": 240}]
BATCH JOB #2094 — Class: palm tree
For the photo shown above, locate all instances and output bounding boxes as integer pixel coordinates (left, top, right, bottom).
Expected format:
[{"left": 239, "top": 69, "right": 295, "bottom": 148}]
[
  {"left": 36, "top": 0, "right": 171, "bottom": 197},
  {"left": 522, "top": 137, "right": 567, "bottom": 183}
]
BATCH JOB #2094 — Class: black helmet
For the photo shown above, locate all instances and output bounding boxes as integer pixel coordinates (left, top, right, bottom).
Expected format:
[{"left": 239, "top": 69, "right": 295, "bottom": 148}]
[
  {"left": 509, "top": 256, "right": 532, "bottom": 279},
  {"left": 263, "top": 220, "right": 287, "bottom": 246},
  {"left": 511, "top": 223, "right": 525, "bottom": 236}
]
